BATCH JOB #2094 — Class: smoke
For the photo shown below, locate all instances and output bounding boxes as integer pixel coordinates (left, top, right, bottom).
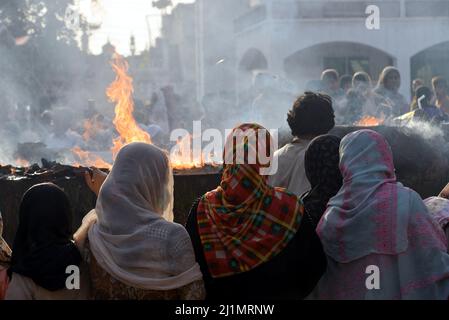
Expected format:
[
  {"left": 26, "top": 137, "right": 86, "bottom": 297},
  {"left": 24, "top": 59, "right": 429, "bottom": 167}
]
[
  {"left": 402, "top": 120, "right": 446, "bottom": 142},
  {"left": 1, "top": 0, "right": 449, "bottom": 168}
]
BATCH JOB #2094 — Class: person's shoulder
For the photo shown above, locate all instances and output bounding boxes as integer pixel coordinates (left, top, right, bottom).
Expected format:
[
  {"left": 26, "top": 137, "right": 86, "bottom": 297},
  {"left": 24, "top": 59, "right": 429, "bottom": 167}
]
[
  {"left": 5, "top": 272, "right": 36, "bottom": 300},
  {"left": 165, "top": 221, "right": 191, "bottom": 245},
  {"left": 166, "top": 222, "right": 195, "bottom": 259},
  {"left": 397, "top": 185, "right": 426, "bottom": 206},
  {"left": 275, "top": 142, "right": 299, "bottom": 155},
  {"left": 274, "top": 144, "right": 288, "bottom": 156}
]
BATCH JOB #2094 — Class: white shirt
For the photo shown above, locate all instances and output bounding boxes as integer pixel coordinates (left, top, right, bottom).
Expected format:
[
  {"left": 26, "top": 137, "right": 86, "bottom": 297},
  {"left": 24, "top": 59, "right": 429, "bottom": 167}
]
[
  {"left": 5, "top": 270, "right": 89, "bottom": 300},
  {"left": 268, "top": 139, "right": 311, "bottom": 197}
]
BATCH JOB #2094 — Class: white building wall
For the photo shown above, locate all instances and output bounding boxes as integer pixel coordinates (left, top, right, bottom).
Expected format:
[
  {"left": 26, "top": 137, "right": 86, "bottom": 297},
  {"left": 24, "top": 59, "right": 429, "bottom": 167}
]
[{"left": 235, "top": 2, "right": 449, "bottom": 100}]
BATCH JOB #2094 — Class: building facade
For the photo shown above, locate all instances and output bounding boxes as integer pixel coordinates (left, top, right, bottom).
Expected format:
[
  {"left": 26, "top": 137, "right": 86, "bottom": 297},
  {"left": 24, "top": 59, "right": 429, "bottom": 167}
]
[{"left": 234, "top": 0, "right": 449, "bottom": 100}]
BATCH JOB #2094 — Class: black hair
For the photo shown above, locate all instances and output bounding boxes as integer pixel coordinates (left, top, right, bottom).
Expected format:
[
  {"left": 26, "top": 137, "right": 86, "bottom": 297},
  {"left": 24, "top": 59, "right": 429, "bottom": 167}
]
[
  {"left": 415, "top": 86, "right": 432, "bottom": 108},
  {"left": 287, "top": 91, "right": 335, "bottom": 137}
]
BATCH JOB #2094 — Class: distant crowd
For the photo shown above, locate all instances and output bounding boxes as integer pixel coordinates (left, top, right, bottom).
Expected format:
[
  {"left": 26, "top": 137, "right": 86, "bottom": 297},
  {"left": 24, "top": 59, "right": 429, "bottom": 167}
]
[{"left": 313, "top": 66, "right": 449, "bottom": 125}]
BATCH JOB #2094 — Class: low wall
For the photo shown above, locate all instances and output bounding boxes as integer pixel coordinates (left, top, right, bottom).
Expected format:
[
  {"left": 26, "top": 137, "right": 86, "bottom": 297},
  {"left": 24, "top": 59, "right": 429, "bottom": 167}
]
[
  {"left": 1, "top": 125, "right": 448, "bottom": 245},
  {"left": 0, "top": 170, "right": 221, "bottom": 246}
]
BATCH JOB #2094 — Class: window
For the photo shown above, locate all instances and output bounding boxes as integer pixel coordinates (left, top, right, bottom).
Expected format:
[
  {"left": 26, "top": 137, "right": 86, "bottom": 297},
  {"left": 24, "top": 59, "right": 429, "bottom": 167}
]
[{"left": 324, "top": 56, "right": 370, "bottom": 76}]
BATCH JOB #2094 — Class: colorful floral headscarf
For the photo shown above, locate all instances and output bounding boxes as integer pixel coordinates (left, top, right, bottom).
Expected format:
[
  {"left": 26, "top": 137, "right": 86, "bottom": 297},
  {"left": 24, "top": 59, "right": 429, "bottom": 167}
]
[{"left": 197, "top": 123, "right": 303, "bottom": 278}]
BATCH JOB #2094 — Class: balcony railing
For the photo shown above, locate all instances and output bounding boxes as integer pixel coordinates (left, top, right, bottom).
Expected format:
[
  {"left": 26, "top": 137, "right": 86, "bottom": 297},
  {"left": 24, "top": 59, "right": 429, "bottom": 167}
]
[
  {"left": 235, "top": 0, "right": 449, "bottom": 33},
  {"left": 234, "top": 5, "right": 267, "bottom": 32}
]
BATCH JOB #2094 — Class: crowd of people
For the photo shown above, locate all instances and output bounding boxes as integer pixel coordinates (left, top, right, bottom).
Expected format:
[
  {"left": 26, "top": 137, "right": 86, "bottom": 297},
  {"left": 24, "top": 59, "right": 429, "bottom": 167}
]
[
  {"left": 313, "top": 66, "right": 449, "bottom": 125},
  {"left": 2, "top": 88, "right": 449, "bottom": 300}
]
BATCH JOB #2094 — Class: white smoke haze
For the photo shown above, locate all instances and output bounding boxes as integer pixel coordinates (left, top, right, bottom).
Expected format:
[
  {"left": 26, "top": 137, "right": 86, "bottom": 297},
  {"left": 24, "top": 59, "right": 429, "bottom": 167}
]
[
  {"left": 403, "top": 120, "right": 445, "bottom": 142},
  {"left": 0, "top": 0, "right": 449, "bottom": 167}
]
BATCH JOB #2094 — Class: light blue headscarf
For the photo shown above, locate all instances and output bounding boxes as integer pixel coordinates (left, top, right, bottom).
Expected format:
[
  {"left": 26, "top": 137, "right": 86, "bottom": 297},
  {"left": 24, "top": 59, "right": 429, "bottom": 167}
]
[{"left": 314, "top": 129, "right": 449, "bottom": 299}]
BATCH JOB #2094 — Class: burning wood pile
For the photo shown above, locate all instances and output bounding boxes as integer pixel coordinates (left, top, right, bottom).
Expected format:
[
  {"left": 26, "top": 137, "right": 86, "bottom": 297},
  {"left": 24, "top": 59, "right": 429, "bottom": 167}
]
[
  {"left": 0, "top": 160, "right": 221, "bottom": 246},
  {"left": 0, "top": 53, "right": 224, "bottom": 245}
]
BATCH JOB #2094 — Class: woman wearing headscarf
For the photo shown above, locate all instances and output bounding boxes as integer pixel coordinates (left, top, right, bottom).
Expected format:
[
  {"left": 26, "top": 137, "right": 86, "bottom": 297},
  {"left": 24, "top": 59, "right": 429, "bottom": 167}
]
[
  {"left": 75, "top": 142, "right": 205, "bottom": 300},
  {"left": 300, "top": 135, "right": 342, "bottom": 227},
  {"left": 0, "top": 212, "right": 12, "bottom": 299},
  {"left": 424, "top": 197, "right": 449, "bottom": 251},
  {"left": 352, "top": 71, "right": 387, "bottom": 119},
  {"left": 6, "top": 183, "right": 88, "bottom": 300},
  {"left": 312, "top": 129, "right": 449, "bottom": 299},
  {"left": 412, "top": 86, "right": 449, "bottom": 123},
  {"left": 185, "top": 123, "right": 326, "bottom": 300},
  {"left": 374, "top": 66, "right": 409, "bottom": 117}
]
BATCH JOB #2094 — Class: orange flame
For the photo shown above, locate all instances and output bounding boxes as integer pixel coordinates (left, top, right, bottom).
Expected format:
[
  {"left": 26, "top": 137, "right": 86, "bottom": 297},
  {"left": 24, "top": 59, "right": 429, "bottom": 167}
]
[
  {"left": 355, "top": 116, "right": 384, "bottom": 126},
  {"left": 82, "top": 116, "right": 104, "bottom": 142},
  {"left": 170, "top": 134, "right": 205, "bottom": 169},
  {"left": 15, "top": 158, "right": 30, "bottom": 167},
  {"left": 106, "top": 53, "right": 152, "bottom": 158},
  {"left": 71, "top": 53, "right": 215, "bottom": 170},
  {"left": 71, "top": 146, "right": 112, "bottom": 169}
]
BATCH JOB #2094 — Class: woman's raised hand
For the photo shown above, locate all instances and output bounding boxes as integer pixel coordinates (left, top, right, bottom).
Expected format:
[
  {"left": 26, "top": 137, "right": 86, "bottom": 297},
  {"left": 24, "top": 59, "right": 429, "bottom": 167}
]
[
  {"left": 84, "top": 167, "right": 108, "bottom": 197},
  {"left": 439, "top": 182, "right": 449, "bottom": 199}
]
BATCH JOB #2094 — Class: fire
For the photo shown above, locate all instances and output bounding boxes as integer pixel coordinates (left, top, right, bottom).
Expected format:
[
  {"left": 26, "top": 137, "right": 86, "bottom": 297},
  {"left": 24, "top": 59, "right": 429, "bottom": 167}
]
[
  {"left": 106, "top": 53, "right": 152, "bottom": 158},
  {"left": 82, "top": 116, "right": 104, "bottom": 142},
  {"left": 170, "top": 134, "right": 205, "bottom": 169},
  {"left": 15, "top": 158, "right": 30, "bottom": 167},
  {"left": 355, "top": 116, "right": 384, "bottom": 126},
  {"left": 71, "top": 146, "right": 112, "bottom": 169},
  {"left": 71, "top": 53, "right": 213, "bottom": 171}
]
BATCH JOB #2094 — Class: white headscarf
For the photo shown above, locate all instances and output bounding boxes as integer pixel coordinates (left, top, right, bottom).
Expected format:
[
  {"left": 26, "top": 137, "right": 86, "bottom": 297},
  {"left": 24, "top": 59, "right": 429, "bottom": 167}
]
[
  {"left": 88, "top": 142, "right": 203, "bottom": 290},
  {"left": 424, "top": 197, "right": 449, "bottom": 230}
]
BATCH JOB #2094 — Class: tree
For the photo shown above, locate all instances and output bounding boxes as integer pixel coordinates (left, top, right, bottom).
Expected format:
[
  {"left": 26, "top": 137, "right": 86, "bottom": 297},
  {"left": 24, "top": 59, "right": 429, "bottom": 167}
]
[{"left": 0, "top": 0, "right": 98, "bottom": 118}]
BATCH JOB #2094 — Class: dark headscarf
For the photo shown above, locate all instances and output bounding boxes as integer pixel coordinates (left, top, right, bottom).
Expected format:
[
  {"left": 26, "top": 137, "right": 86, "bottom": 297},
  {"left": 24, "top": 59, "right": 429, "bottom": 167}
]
[
  {"left": 9, "top": 183, "right": 81, "bottom": 291},
  {"left": 300, "top": 135, "right": 342, "bottom": 226}
]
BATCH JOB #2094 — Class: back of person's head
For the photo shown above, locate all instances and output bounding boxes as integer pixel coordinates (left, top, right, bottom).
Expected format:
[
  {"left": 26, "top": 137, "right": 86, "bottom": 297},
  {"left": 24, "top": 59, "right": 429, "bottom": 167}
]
[
  {"left": 415, "top": 86, "right": 433, "bottom": 108},
  {"left": 305, "top": 134, "right": 342, "bottom": 189},
  {"left": 339, "top": 74, "right": 352, "bottom": 91},
  {"left": 287, "top": 91, "right": 335, "bottom": 138},
  {"left": 412, "top": 78, "right": 424, "bottom": 93},
  {"left": 10, "top": 183, "right": 81, "bottom": 291},
  {"left": 340, "top": 129, "right": 395, "bottom": 181},
  {"left": 99, "top": 142, "right": 174, "bottom": 225},
  {"left": 223, "top": 123, "right": 273, "bottom": 174},
  {"left": 302, "top": 134, "right": 343, "bottom": 224},
  {"left": 16, "top": 183, "right": 73, "bottom": 245},
  {"left": 432, "top": 76, "right": 448, "bottom": 93}
]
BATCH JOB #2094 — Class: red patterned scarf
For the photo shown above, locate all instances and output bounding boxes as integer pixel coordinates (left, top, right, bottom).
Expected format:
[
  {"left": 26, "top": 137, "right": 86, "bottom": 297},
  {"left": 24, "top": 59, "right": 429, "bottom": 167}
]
[{"left": 197, "top": 123, "right": 304, "bottom": 278}]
